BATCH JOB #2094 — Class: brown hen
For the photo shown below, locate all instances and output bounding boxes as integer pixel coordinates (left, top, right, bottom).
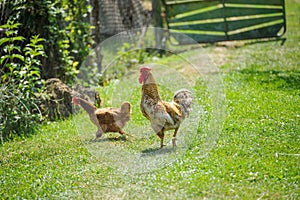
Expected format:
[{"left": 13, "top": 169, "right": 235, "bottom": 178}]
[{"left": 72, "top": 97, "right": 131, "bottom": 140}]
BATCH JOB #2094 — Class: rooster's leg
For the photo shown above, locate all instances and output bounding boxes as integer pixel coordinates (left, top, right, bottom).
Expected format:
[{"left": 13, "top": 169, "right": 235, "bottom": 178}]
[
  {"left": 93, "top": 129, "right": 103, "bottom": 141},
  {"left": 157, "top": 131, "right": 165, "bottom": 148},
  {"left": 172, "top": 127, "right": 179, "bottom": 147}
]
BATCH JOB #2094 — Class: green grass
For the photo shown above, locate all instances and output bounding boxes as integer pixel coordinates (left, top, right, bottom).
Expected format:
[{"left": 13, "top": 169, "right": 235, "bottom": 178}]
[{"left": 1, "top": 0, "right": 299, "bottom": 199}]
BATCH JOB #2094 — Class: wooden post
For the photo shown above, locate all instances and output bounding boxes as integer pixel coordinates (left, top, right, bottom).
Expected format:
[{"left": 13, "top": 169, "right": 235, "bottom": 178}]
[{"left": 152, "top": 0, "right": 165, "bottom": 50}]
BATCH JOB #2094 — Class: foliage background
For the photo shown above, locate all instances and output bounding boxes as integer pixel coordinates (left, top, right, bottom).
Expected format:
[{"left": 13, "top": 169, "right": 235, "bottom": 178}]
[
  {"left": 0, "top": 0, "right": 93, "bottom": 140},
  {"left": 0, "top": 0, "right": 93, "bottom": 84}
]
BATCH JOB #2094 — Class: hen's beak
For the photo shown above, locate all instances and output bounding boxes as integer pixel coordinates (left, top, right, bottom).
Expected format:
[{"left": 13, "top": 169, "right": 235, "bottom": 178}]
[{"left": 71, "top": 97, "right": 78, "bottom": 105}]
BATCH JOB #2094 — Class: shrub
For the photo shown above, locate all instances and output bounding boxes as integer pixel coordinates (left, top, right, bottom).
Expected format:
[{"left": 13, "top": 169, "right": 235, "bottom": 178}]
[
  {"left": 0, "top": 21, "right": 45, "bottom": 142},
  {"left": 1, "top": 0, "right": 93, "bottom": 85}
]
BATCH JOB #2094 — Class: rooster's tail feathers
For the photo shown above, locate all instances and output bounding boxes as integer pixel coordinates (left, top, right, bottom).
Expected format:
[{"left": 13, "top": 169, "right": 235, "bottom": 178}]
[{"left": 174, "top": 89, "right": 193, "bottom": 118}]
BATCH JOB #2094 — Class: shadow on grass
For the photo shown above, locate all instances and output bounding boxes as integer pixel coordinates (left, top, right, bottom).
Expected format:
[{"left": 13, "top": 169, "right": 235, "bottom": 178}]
[
  {"left": 237, "top": 69, "right": 300, "bottom": 91},
  {"left": 86, "top": 135, "right": 127, "bottom": 144},
  {"left": 141, "top": 146, "right": 177, "bottom": 157}
]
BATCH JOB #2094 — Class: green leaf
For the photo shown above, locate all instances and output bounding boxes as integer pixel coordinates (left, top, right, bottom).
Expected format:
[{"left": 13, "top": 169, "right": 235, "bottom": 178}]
[
  {"left": 0, "top": 23, "right": 9, "bottom": 29},
  {"left": 12, "top": 36, "right": 25, "bottom": 42},
  {"left": 30, "top": 36, "right": 45, "bottom": 43},
  {"left": 24, "top": 46, "right": 32, "bottom": 53},
  {"left": 0, "top": 38, "right": 10, "bottom": 46},
  {"left": 9, "top": 46, "right": 22, "bottom": 53},
  {"left": 0, "top": 55, "right": 10, "bottom": 65},
  {"left": 12, "top": 54, "right": 24, "bottom": 62},
  {"left": 29, "top": 71, "right": 41, "bottom": 78},
  {"left": 32, "top": 51, "right": 45, "bottom": 57},
  {"left": 35, "top": 44, "right": 45, "bottom": 50},
  {"left": 5, "top": 30, "right": 17, "bottom": 36},
  {"left": 10, "top": 22, "right": 22, "bottom": 29}
]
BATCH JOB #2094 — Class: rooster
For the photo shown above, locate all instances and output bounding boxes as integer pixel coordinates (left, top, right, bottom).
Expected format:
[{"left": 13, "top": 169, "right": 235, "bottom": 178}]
[
  {"left": 139, "top": 66, "right": 193, "bottom": 148},
  {"left": 72, "top": 97, "right": 131, "bottom": 140}
]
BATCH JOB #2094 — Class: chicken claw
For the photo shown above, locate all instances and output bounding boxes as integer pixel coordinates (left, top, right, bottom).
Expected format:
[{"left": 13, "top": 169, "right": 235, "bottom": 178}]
[{"left": 172, "top": 137, "right": 177, "bottom": 147}]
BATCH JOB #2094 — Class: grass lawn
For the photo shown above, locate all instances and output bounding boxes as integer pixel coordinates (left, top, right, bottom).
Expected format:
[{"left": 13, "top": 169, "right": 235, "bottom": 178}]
[{"left": 1, "top": 0, "right": 299, "bottom": 199}]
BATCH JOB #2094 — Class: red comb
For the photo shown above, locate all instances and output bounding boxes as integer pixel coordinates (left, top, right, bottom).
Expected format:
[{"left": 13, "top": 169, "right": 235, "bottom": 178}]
[{"left": 140, "top": 66, "right": 151, "bottom": 71}]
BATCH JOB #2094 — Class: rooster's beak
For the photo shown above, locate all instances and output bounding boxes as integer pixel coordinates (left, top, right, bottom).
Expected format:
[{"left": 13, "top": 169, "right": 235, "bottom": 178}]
[{"left": 139, "top": 75, "right": 143, "bottom": 84}]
